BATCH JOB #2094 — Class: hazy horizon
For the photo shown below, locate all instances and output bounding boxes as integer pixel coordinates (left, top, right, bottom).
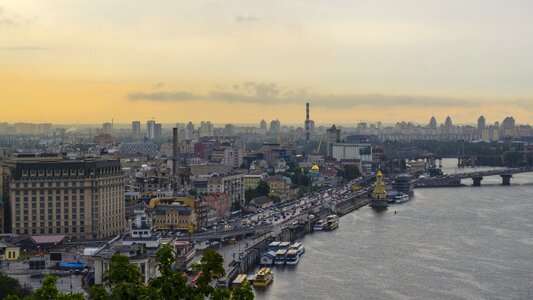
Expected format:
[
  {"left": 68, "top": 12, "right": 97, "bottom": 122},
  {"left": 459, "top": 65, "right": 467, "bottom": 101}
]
[{"left": 1, "top": 1, "right": 533, "bottom": 124}]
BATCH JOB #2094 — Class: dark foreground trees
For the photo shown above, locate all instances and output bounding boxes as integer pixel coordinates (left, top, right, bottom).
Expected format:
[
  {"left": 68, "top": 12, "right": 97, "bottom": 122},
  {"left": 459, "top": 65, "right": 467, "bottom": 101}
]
[{"left": 2, "top": 246, "right": 254, "bottom": 300}]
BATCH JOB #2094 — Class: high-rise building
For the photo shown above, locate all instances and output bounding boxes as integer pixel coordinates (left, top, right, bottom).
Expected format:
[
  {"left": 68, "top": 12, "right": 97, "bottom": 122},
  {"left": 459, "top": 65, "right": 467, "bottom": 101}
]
[
  {"left": 154, "top": 123, "right": 162, "bottom": 139},
  {"left": 147, "top": 120, "right": 156, "bottom": 140},
  {"left": 224, "top": 124, "right": 235, "bottom": 136},
  {"left": 477, "top": 116, "right": 486, "bottom": 138},
  {"left": 444, "top": 116, "right": 453, "bottom": 134},
  {"left": 326, "top": 125, "right": 341, "bottom": 157},
  {"left": 102, "top": 122, "right": 113, "bottom": 134},
  {"left": 429, "top": 116, "right": 437, "bottom": 129},
  {"left": 132, "top": 121, "right": 141, "bottom": 137},
  {"left": 2, "top": 154, "right": 125, "bottom": 240},
  {"left": 260, "top": 119, "right": 267, "bottom": 130},
  {"left": 269, "top": 120, "right": 281, "bottom": 134},
  {"left": 186, "top": 122, "right": 195, "bottom": 139}
]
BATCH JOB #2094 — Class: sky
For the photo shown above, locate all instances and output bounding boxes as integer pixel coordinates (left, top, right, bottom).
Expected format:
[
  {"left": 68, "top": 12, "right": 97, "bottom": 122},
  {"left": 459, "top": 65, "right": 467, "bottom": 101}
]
[{"left": 1, "top": 0, "right": 533, "bottom": 125}]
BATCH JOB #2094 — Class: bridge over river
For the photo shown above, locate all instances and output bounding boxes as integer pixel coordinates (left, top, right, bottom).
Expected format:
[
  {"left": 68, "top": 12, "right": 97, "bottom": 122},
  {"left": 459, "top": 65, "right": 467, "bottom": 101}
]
[
  {"left": 415, "top": 166, "right": 533, "bottom": 187},
  {"left": 175, "top": 225, "right": 273, "bottom": 242}
]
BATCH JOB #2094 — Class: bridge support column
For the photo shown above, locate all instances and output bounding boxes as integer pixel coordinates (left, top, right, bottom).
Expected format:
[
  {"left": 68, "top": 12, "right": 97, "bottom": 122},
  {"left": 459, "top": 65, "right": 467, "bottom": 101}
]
[
  {"left": 472, "top": 177, "right": 483, "bottom": 186},
  {"left": 501, "top": 174, "right": 512, "bottom": 186}
]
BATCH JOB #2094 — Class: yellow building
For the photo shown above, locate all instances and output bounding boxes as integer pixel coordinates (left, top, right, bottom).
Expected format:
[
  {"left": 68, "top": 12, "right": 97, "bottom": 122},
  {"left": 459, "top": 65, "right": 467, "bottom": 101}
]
[
  {"left": 153, "top": 204, "right": 196, "bottom": 231},
  {"left": 150, "top": 196, "right": 195, "bottom": 209},
  {"left": 267, "top": 177, "right": 289, "bottom": 192},
  {"left": 244, "top": 174, "right": 263, "bottom": 190},
  {"left": 0, "top": 241, "right": 20, "bottom": 261}
]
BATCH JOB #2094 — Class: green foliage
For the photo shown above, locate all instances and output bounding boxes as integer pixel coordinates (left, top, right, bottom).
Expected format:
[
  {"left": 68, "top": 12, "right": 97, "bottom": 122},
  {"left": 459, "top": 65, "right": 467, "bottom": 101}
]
[
  {"left": 149, "top": 244, "right": 190, "bottom": 299},
  {"left": 188, "top": 188, "right": 198, "bottom": 196},
  {"left": 231, "top": 281, "right": 254, "bottom": 300},
  {"left": 0, "top": 273, "right": 33, "bottom": 299},
  {"left": 33, "top": 275, "right": 83, "bottom": 300},
  {"left": 255, "top": 181, "right": 270, "bottom": 197},
  {"left": 6, "top": 245, "right": 254, "bottom": 300},
  {"left": 104, "top": 254, "right": 143, "bottom": 286},
  {"left": 245, "top": 181, "right": 270, "bottom": 204},
  {"left": 103, "top": 253, "right": 145, "bottom": 299},
  {"left": 192, "top": 248, "right": 226, "bottom": 296},
  {"left": 337, "top": 165, "right": 361, "bottom": 181},
  {"left": 87, "top": 285, "right": 108, "bottom": 300}
]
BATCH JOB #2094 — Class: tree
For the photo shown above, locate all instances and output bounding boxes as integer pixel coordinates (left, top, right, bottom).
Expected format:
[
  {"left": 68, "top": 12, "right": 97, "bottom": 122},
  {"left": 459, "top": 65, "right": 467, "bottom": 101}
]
[
  {"left": 192, "top": 248, "right": 225, "bottom": 297},
  {"left": 231, "top": 281, "right": 254, "bottom": 300},
  {"left": 338, "top": 165, "right": 360, "bottom": 181},
  {"left": 0, "top": 273, "right": 32, "bottom": 299},
  {"left": 245, "top": 188, "right": 259, "bottom": 204},
  {"left": 255, "top": 181, "right": 270, "bottom": 196},
  {"left": 33, "top": 275, "right": 83, "bottom": 300},
  {"left": 102, "top": 253, "right": 145, "bottom": 299},
  {"left": 188, "top": 188, "right": 198, "bottom": 196},
  {"left": 148, "top": 244, "right": 191, "bottom": 300}
]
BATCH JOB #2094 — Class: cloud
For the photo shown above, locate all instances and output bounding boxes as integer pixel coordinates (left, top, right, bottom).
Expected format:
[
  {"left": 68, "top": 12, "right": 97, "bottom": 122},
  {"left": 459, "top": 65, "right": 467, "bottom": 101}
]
[
  {"left": 127, "top": 82, "right": 533, "bottom": 109},
  {"left": 0, "top": 6, "right": 34, "bottom": 27},
  {"left": 153, "top": 82, "right": 165, "bottom": 88},
  {"left": 235, "top": 15, "right": 260, "bottom": 23},
  {"left": 127, "top": 91, "right": 200, "bottom": 101},
  {"left": 0, "top": 46, "right": 47, "bottom": 51}
]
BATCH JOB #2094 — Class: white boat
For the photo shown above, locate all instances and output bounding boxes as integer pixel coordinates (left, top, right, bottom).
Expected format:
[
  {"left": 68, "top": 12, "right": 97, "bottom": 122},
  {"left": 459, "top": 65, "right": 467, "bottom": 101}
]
[
  {"left": 285, "top": 249, "right": 300, "bottom": 265},
  {"left": 324, "top": 214, "right": 339, "bottom": 231},
  {"left": 395, "top": 194, "right": 410, "bottom": 204},
  {"left": 290, "top": 242, "right": 305, "bottom": 256},
  {"left": 274, "top": 249, "right": 287, "bottom": 265},
  {"left": 313, "top": 220, "right": 325, "bottom": 231}
]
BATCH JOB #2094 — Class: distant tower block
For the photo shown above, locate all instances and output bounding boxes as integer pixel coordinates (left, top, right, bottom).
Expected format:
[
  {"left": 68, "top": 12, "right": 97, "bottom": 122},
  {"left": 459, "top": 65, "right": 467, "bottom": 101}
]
[
  {"left": 172, "top": 127, "right": 179, "bottom": 180},
  {"left": 305, "top": 102, "right": 311, "bottom": 142}
]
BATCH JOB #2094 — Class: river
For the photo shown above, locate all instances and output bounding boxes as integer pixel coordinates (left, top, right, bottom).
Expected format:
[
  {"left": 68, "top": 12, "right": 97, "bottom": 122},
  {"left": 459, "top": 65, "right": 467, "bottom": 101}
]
[{"left": 255, "top": 162, "right": 533, "bottom": 300}]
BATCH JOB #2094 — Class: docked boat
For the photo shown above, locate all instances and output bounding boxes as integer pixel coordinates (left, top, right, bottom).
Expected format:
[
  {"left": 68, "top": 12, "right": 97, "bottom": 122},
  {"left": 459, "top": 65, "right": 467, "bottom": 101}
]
[
  {"left": 394, "top": 193, "right": 410, "bottom": 204},
  {"left": 290, "top": 242, "right": 305, "bottom": 256},
  {"left": 278, "top": 242, "right": 291, "bottom": 250},
  {"left": 313, "top": 219, "right": 325, "bottom": 231},
  {"left": 324, "top": 214, "right": 339, "bottom": 231},
  {"left": 285, "top": 249, "right": 300, "bottom": 265},
  {"left": 392, "top": 173, "right": 414, "bottom": 196},
  {"left": 253, "top": 268, "right": 273, "bottom": 287},
  {"left": 232, "top": 274, "right": 248, "bottom": 288},
  {"left": 267, "top": 241, "right": 281, "bottom": 252},
  {"left": 274, "top": 249, "right": 287, "bottom": 265}
]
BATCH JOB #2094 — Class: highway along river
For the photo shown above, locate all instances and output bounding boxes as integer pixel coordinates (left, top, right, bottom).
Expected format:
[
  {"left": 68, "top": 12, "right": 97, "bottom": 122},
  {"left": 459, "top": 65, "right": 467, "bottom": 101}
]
[{"left": 254, "top": 170, "right": 533, "bottom": 300}]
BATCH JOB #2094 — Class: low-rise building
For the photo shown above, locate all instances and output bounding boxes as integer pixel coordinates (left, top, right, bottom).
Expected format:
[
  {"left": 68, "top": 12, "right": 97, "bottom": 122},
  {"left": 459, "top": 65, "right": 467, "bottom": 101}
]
[
  {"left": 153, "top": 204, "right": 195, "bottom": 232},
  {"left": 251, "top": 196, "right": 273, "bottom": 209},
  {"left": 0, "top": 241, "right": 20, "bottom": 261},
  {"left": 243, "top": 174, "right": 264, "bottom": 190},
  {"left": 207, "top": 173, "right": 244, "bottom": 209},
  {"left": 202, "top": 192, "right": 230, "bottom": 222}
]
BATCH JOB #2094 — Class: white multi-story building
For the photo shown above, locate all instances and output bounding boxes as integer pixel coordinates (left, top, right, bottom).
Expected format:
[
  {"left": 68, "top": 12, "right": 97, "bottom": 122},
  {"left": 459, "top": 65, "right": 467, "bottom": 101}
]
[{"left": 332, "top": 143, "right": 372, "bottom": 171}]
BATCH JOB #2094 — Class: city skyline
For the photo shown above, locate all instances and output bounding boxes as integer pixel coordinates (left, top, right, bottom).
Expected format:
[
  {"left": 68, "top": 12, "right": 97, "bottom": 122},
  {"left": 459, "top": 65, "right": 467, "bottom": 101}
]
[{"left": 2, "top": 1, "right": 533, "bottom": 123}]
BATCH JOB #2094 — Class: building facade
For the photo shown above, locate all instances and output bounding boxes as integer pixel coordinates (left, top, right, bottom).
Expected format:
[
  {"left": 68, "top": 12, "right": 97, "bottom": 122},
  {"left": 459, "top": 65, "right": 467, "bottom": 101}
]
[
  {"left": 207, "top": 173, "right": 244, "bottom": 209},
  {"left": 3, "top": 154, "right": 125, "bottom": 240}
]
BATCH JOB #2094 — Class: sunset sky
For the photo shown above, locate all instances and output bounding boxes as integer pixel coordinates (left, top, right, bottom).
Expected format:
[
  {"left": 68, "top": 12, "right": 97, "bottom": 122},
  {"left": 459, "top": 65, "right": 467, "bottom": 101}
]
[{"left": 1, "top": 0, "right": 533, "bottom": 125}]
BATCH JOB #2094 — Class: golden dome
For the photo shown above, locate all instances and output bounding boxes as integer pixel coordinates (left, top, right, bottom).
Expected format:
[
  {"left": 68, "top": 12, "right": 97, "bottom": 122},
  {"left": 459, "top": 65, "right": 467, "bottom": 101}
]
[
  {"left": 376, "top": 170, "right": 383, "bottom": 178},
  {"left": 311, "top": 164, "right": 319, "bottom": 171}
]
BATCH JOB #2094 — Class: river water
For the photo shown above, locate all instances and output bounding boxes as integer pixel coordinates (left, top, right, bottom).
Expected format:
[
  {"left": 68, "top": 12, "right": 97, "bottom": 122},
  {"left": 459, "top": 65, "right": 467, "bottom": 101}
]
[{"left": 255, "top": 162, "right": 533, "bottom": 300}]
